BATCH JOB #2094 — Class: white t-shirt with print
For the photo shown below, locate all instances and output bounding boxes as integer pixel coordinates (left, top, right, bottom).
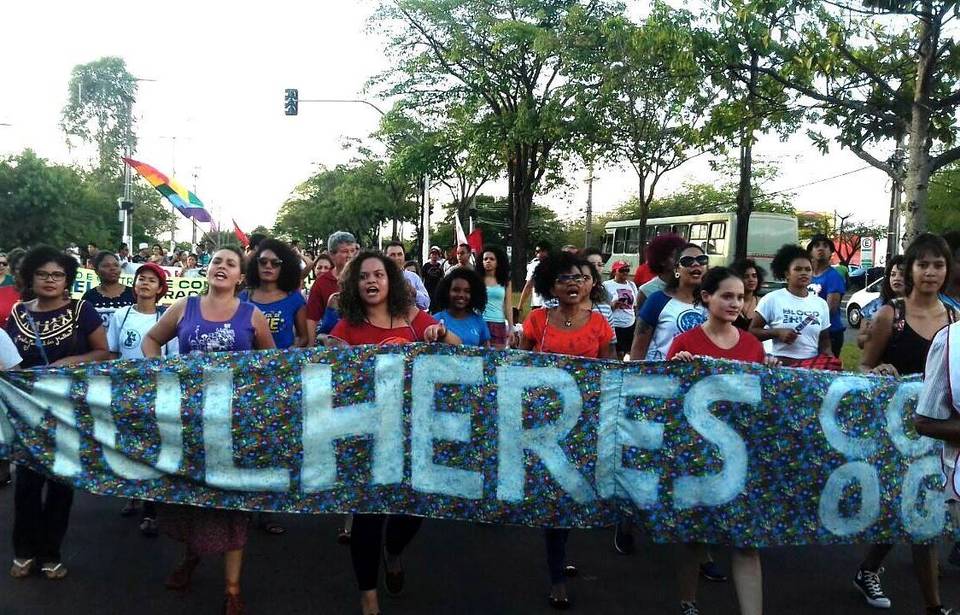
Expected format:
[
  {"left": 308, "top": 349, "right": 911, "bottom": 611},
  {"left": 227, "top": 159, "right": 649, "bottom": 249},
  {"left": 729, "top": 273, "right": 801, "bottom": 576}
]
[
  {"left": 0, "top": 329, "right": 22, "bottom": 369},
  {"left": 108, "top": 306, "right": 179, "bottom": 359},
  {"left": 640, "top": 293, "right": 707, "bottom": 361},
  {"left": 603, "top": 280, "right": 639, "bottom": 329},
  {"left": 755, "top": 288, "right": 830, "bottom": 359}
]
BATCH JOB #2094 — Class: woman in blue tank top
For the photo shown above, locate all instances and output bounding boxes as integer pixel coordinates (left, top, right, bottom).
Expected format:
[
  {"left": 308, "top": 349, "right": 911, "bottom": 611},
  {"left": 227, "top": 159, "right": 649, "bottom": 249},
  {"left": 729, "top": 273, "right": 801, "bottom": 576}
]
[
  {"left": 143, "top": 247, "right": 274, "bottom": 615},
  {"left": 239, "top": 239, "right": 310, "bottom": 349},
  {"left": 480, "top": 245, "right": 513, "bottom": 348}
]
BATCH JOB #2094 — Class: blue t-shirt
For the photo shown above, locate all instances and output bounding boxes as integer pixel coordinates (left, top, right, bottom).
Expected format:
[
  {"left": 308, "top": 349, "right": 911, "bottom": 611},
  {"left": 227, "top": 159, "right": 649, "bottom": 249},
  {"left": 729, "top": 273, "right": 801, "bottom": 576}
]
[
  {"left": 239, "top": 290, "right": 305, "bottom": 349},
  {"left": 432, "top": 310, "right": 491, "bottom": 347},
  {"left": 810, "top": 267, "right": 846, "bottom": 332}
]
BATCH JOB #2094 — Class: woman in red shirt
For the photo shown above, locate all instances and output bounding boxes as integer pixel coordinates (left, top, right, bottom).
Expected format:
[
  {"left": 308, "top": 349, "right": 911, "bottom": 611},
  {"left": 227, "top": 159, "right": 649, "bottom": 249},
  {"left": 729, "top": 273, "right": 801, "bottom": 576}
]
[
  {"left": 518, "top": 252, "right": 614, "bottom": 610},
  {"left": 667, "top": 267, "right": 772, "bottom": 615},
  {"left": 329, "top": 252, "right": 460, "bottom": 615}
]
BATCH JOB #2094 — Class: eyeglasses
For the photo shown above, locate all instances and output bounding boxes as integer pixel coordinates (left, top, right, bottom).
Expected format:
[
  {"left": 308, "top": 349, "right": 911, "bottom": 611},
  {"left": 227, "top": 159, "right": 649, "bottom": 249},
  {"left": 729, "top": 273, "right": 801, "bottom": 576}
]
[
  {"left": 0, "top": 262, "right": 8, "bottom": 267},
  {"left": 257, "top": 257, "right": 283, "bottom": 268},
  {"left": 678, "top": 255, "right": 710, "bottom": 268},
  {"left": 34, "top": 271, "right": 66, "bottom": 281},
  {"left": 556, "top": 273, "right": 588, "bottom": 284}
]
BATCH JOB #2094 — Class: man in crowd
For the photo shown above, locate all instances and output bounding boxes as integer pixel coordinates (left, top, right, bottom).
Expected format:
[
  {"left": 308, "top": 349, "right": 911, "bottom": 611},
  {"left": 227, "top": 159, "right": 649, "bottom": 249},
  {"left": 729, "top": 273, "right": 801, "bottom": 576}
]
[
  {"left": 197, "top": 242, "right": 212, "bottom": 267},
  {"left": 517, "top": 241, "right": 552, "bottom": 318},
  {"left": 421, "top": 246, "right": 446, "bottom": 302},
  {"left": 807, "top": 233, "right": 846, "bottom": 356},
  {"left": 561, "top": 244, "right": 580, "bottom": 255},
  {"left": 454, "top": 243, "right": 473, "bottom": 270},
  {"left": 305, "top": 231, "right": 358, "bottom": 335},
  {"left": 86, "top": 242, "right": 99, "bottom": 261},
  {"left": 384, "top": 241, "right": 430, "bottom": 310},
  {"left": 132, "top": 243, "right": 150, "bottom": 264}
]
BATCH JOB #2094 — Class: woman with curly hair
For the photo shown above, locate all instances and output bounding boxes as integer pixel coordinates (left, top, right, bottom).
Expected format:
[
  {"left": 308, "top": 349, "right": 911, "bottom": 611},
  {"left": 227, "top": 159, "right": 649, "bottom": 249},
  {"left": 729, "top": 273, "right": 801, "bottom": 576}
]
[
  {"left": 480, "top": 245, "right": 513, "bottom": 348},
  {"left": 636, "top": 234, "right": 689, "bottom": 311},
  {"left": 729, "top": 259, "right": 766, "bottom": 331},
  {"left": 749, "top": 244, "right": 831, "bottom": 365},
  {"left": 432, "top": 267, "right": 490, "bottom": 347},
  {"left": 328, "top": 251, "right": 459, "bottom": 615},
  {"left": 7, "top": 246, "right": 110, "bottom": 581},
  {"left": 240, "top": 238, "right": 311, "bottom": 349},
  {"left": 517, "top": 252, "right": 614, "bottom": 610}
]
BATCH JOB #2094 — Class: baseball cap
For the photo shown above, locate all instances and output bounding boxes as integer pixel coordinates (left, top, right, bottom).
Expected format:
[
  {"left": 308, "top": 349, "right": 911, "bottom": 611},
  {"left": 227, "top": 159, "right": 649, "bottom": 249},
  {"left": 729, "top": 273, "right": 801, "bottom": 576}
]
[
  {"left": 611, "top": 260, "right": 631, "bottom": 272},
  {"left": 138, "top": 242, "right": 149, "bottom": 250},
  {"left": 134, "top": 262, "right": 169, "bottom": 298},
  {"left": 429, "top": 245, "right": 442, "bottom": 254},
  {"left": 806, "top": 234, "right": 836, "bottom": 253}
]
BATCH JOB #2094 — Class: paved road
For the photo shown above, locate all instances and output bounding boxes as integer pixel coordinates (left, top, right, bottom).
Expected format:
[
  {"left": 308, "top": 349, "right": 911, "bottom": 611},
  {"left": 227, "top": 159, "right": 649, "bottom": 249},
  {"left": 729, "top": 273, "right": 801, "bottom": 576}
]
[{"left": 0, "top": 487, "right": 958, "bottom": 615}]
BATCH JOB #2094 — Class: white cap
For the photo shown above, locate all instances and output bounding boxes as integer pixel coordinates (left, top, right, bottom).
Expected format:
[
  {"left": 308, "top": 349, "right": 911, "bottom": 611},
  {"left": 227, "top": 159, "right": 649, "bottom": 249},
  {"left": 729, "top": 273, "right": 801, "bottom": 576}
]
[{"left": 138, "top": 242, "right": 149, "bottom": 250}]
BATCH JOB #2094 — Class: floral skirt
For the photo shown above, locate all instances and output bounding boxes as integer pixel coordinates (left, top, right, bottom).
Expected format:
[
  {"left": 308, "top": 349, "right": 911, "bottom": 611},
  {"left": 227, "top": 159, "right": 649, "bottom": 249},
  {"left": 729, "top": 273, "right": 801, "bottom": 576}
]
[{"left": 160, "top": 504, "right": 249, "bottom": 555}]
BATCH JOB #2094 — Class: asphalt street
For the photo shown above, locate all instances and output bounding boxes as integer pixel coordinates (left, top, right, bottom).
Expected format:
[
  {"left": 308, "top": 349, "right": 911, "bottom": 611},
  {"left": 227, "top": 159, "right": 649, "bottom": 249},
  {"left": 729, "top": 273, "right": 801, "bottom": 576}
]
[{"left": 0, "top": 487, "right": 958, "bottom": 615}]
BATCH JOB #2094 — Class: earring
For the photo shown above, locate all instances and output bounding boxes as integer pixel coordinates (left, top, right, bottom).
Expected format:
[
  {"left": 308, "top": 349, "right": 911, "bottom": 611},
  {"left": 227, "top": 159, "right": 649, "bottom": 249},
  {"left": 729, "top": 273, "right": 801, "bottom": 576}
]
[{"left": 675, "top": 272, "right": 680, "bottom": 278}]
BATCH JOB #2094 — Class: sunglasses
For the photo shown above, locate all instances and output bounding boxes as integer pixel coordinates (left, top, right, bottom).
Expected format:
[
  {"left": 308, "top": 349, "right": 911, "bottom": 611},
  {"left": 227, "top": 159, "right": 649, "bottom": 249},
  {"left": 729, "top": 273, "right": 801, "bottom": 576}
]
[
  {"left": 0, "top": 262, "right": 8, "bottom": 267},
  {"left": 556, "top": 273, "right": 588, "bottom": 284},
  {"left": 257, "top": 257, "right": 283, "bottom": 268},
  {"left": 678, "top": 255, "right": 709, "bottom": 268}
]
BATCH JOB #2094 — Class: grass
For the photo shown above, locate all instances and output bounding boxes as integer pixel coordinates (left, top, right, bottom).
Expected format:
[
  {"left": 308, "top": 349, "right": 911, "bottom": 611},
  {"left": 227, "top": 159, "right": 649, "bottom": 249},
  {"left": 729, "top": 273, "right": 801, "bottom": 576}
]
[{"left": 840, "top": 342, "right": 862, "bottom": 372}]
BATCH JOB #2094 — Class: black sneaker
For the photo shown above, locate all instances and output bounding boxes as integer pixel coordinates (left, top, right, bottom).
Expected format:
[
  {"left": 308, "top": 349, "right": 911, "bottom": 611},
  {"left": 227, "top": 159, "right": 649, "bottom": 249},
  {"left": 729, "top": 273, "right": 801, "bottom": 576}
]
[
  {"left": 949, "top": 543, "right": 960, "bottom": 567},
  {"left": 927, "top": 608, "right": 957, "bottom": 615},
  {"left": 699, "top": 560, "right": 727, "bottom": 582},
  {"left": 854, "top": 567, "right": 891, "bottom": 609},
  {"left": 614, "top": 522, "right": 635, "bottom": 555},
  {"left": 680, "top": 601, "right": 701, "bottom": 615}
]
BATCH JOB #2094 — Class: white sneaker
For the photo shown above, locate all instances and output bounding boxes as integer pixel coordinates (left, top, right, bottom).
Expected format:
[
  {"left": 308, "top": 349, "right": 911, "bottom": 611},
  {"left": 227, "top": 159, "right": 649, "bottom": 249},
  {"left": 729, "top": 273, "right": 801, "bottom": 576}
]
[{"left": 854, "top": 567, "right": 891, "bottom": 609}]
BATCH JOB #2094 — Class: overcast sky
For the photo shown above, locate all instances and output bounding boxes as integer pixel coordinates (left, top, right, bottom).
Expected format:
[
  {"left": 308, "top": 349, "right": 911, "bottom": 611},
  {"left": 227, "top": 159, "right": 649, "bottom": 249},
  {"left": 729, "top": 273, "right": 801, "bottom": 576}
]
[{"left": 1, "top": 1, "right": 893, "bottom": 244}]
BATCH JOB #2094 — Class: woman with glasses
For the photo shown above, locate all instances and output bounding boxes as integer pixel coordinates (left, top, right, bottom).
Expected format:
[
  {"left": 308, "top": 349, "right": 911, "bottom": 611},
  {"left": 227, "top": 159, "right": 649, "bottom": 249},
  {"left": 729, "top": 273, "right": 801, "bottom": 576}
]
[
  {"left": 749, "top": 244, "right": 832, "bottom": 366},
  {"left": 630, "top": 244, "right": 709, "bottom": 362},
  {"left": 6, "top": 246, "right": 110, "bottom": 581},
  {"left": 239, "top": 239, "right": 310, "bottom": 536},
  {"left": 81, "top": 251, "right": 136, "bottom": 334},
  {"left": 517, "top": 252, "right": 614, "bottom": 610}
]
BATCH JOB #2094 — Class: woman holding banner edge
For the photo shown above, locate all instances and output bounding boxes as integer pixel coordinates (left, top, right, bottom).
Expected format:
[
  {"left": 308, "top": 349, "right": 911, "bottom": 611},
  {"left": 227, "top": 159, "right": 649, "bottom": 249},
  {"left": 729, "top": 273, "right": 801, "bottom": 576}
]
[
  {"left": 517, "top": 251, "right": 614, "bottom": 610},
  {"left": 143, "top": 246, "right": 275, "bottom": 615},
  {"left": 6, "top": 246, "right": 111, "bottom": 580},
  {"left": 852, "top": 234, "right": 957, "bottom": 614},
  {"left": 328, "top": 251, "right": 460, "bottom": 615}
]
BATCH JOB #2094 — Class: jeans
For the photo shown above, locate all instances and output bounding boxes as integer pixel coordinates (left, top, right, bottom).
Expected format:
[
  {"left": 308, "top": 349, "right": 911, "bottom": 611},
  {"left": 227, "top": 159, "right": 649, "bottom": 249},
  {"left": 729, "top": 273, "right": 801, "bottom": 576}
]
[
  {"left": 13, "top": 467, "right": 74, "bottom": 563},
  {"left": 350, "top": 514, "right": 423, "bottom": 591}
]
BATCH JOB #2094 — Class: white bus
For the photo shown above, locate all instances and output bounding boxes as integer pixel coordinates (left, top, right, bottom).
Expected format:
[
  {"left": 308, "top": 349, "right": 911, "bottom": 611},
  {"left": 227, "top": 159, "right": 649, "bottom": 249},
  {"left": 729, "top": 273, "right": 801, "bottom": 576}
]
[{"left": 602, "top": 211, "right": 798, "bottom": 273}]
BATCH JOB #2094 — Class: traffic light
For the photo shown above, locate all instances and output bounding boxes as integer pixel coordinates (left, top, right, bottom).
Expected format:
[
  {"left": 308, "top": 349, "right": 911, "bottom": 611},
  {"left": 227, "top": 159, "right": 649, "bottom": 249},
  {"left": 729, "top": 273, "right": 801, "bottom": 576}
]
[{"left": 284, "top": 88, "right": 299, "bottom": 116}]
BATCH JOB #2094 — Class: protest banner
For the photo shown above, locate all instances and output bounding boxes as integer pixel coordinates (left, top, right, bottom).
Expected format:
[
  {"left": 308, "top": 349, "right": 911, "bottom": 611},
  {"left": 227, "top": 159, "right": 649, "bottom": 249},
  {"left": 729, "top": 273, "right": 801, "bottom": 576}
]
[{"left": 0, "top": 344, "right": 952, "bottom": 547}]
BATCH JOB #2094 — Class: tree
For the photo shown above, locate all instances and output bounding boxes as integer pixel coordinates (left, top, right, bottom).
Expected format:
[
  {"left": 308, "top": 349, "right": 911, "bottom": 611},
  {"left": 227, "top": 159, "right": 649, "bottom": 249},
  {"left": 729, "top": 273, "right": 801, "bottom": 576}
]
[
  {"left": 926, "top": 165, "right": 960, "bottom": 233},
  {"left": 698, "top": 0, "right": 803, "bottom": 261},
  {"left": 274, "top": 162, "right": 418, "bottom": 251},
  {"left": 591, "top": 5, "right": 717, "bottom": 256},
  {"left": 748, "top": 0, "right": 960, "bottom": 244},
  {"left": 372, "top": 0, "right": 621, "bottom": 285},
  {"left": 61, "top": 57, "right": 138, "bottom": 174}
]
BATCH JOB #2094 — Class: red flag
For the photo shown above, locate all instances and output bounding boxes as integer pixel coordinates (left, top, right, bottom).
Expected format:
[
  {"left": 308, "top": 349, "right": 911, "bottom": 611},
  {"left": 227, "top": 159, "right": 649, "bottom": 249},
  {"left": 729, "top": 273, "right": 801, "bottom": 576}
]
[
  {"left": 232, "top": 219, "right": 249, "bottom": 248},
  {"left": 467, "top": 228, "right": 484, "bottom": 254}
]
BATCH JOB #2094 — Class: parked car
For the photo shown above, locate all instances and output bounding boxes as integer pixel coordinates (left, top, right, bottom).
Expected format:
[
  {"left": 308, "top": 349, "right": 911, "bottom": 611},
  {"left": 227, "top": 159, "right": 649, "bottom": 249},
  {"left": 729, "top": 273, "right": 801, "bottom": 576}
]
[{"left": 846, "top": 277, "right": 882, "bottom": 329}]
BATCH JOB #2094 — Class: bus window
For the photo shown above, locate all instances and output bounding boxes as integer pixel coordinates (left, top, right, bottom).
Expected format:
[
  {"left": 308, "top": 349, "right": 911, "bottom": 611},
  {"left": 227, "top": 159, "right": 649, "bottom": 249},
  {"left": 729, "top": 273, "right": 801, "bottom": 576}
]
[
  {"left": 656, "top": 225, "right": 671, "bottom": 236},
  {"left": 710, "top": 222, "right": 727, "bottom": 240},
  {"left": 613, "top": 228, "right": 626, "bottom": 254},
  {"left": 626, "top": 227, "right": 641, "bottom": 254},
  {"left": 706, "top": 222, "right": 727, "bottom": 255},
  {"left": 671, "top": 224, "right": 689, "bottom": 239},
  {"left": 645, "top": 225, "right": 657, "bottom": 240},
  {"left": 603, "top": 232, "right": 614, "bottom": 255},
  {"left": 690, "top": 223, "right": 708, "bottom": 240}
]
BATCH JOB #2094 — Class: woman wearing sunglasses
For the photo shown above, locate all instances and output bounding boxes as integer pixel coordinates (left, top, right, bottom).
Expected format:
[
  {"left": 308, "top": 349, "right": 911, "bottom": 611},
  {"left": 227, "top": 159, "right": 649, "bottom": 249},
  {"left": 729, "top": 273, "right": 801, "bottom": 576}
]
[
  {"left": 517, "top": 252, "right": 614, "bottom": 610},
  {"left": 630, "top": 244, "right": 709, "bottom": 362}
]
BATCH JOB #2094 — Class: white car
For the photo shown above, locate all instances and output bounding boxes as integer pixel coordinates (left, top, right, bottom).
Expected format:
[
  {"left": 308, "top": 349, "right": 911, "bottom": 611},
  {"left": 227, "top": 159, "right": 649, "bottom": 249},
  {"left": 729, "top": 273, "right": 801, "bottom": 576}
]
[{"left": 846, "top": 277, "right": 882, "bottom": 329}]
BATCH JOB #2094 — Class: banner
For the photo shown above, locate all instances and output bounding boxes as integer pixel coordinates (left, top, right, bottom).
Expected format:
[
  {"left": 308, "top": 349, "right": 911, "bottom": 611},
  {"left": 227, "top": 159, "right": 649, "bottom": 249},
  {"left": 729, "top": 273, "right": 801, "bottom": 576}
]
[
  {"left": 0, "top": 344, "right": 954, "bottom": 547},
  {"left": 72, "top": 268, "right": 208, "bottom": 306}
]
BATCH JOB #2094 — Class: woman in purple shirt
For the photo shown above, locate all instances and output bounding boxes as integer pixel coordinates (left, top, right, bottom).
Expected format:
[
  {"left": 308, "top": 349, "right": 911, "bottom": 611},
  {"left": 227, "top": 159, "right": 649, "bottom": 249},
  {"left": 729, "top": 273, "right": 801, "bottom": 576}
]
[{"left": 143, "top": 247, "right": 274, "bottom": 615}]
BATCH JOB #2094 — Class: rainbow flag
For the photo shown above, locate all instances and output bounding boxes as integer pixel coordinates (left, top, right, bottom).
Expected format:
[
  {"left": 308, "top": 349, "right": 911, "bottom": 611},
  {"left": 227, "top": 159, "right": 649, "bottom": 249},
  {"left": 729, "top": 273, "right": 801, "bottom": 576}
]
[{"left": 123, "top": 157, "right": 211, "bottom": 222}]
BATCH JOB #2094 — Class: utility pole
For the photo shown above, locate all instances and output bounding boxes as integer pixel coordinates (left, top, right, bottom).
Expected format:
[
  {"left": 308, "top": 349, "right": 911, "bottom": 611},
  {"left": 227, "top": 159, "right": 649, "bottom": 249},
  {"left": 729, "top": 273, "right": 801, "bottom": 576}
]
[
  {"left": 584, "top": 163, "right": 595, "bottom": 249},
  {"left": 886, "top": 135, "right": 906, "bottom": 263}
]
